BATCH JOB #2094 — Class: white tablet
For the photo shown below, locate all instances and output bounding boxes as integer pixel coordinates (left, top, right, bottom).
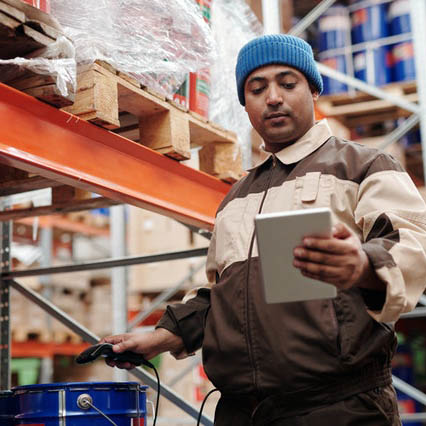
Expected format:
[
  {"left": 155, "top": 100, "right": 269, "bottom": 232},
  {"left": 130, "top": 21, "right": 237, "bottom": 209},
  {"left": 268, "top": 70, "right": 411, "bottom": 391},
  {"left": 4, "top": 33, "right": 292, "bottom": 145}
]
[{"left": 254, "top": 207, "right": 337, "bottom": 303}]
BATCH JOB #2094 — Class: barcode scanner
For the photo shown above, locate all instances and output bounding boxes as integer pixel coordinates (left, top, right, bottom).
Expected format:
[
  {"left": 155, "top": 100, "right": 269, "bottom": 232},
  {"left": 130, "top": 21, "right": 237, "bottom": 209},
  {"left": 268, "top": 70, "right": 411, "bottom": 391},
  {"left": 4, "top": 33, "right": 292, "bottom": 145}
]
[{"left": 76, "top": 343, "right": 154, "bottom": 368}]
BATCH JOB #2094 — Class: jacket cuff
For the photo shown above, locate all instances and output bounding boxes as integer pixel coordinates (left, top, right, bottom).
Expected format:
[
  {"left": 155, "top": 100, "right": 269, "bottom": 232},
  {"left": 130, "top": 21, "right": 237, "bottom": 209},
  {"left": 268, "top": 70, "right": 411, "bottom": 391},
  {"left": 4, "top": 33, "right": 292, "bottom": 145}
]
[
  {"left": 155, "top": 304, "right": 208, "bottom": 354},
  {"left": 360, "top": 242, "right": 391, "bottom": 311}
]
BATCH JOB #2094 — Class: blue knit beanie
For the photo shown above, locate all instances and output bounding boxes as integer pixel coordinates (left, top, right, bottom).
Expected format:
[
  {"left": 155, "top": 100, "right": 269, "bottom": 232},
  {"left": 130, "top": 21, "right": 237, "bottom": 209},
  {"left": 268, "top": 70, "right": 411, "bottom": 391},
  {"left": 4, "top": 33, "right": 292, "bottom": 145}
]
[{"left": 236, "top": 34, "right": 323, "bottom": 105}]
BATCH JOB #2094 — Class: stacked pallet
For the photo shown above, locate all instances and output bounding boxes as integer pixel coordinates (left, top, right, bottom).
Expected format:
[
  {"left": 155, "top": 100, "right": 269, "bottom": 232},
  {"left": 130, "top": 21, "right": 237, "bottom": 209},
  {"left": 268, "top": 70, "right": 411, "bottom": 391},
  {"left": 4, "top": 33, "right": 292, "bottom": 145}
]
[
  {"left": 0, "top": 0, "right": 74, "bottom": 106},
  {"left": 62, "top": 61, "right": 243, "bottom": 183},
  {"left": 316, "top": 81, "right": 417, "bottom": 128}
]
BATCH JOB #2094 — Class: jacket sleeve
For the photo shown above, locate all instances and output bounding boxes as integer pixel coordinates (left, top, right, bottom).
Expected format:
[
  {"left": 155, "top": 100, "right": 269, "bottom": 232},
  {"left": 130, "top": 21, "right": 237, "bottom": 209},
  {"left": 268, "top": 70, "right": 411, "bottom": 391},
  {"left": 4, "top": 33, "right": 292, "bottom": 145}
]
[
  {"left": 156, "top": 287, "right": 211, "bottom": 357},
  {"left": 355, "top": 154, "right": 426, "bottom": 322}
]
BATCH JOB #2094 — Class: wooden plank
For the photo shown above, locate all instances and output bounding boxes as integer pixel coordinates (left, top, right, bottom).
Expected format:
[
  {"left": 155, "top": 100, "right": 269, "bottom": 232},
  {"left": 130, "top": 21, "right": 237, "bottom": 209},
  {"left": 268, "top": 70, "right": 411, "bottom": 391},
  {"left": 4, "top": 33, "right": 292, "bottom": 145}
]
[
  {"left": 317, "top": 92, "right": 418, "bottom": 128},
  {"left": 5, "top": 73, "right": 54, "bottom": 89},
  {"left": 2, "top": 0, "right": 61, "bottom": 29},
  {"left": 0, "top": 8, "right": 20, "bottom": 36},
  {"left": 25, "top": 20, "right": 63, "bottom": 40},
  {"left": 0, "top": 175, "right": 62, "bottom": 196},
  {"left": 63, "top": 68, "right": 120, "bottom": 128},
  {"left": 95, "top": 59, "right": 117, "bottom": 75},
  {"left": 51, "top": 185, "right": 92, "bottom": 204},
  {"left": 117, "top": 71, "right": 140, "bottom": 87},
  {"left": 139, "top": 108, "right": 191, "bottom": 160},
  {"left": 21, "top": 23, "right": 55, "bottom": 47},
  {"left": 23, "top": 83, "right": 74, "bottom": 107},
  {"left": 188, "top": 114, "right": 237, "bottom": 146},
  {"left": 199, "top": 142, "right": 243, "bottom": 183},
  {"left": 0, "top": 1, "right": 25, "bottom": 22},
  {"left": 0, "top": 197, "right": 121, "bottom": 221},
  {"left": 0, "top": 20, "right": 54, "bottom": 58}
]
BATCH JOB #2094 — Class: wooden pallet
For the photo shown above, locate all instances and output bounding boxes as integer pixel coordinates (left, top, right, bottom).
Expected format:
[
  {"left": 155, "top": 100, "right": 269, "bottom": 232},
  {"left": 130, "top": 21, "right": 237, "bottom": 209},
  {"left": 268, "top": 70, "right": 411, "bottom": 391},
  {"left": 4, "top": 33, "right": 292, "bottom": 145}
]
[
  {"left": 52, "top": 329, "right": 82, "bottom": 344},
  {"left": 12, "top": 327, "right": 51, "bottom": 342},
  {"left": 62, "top": 62, "right": 243, "bottom": 183},
  {"left": 0, "top": 164, "right": 120, "bottom": 222},
  {"left": 0, "top": 0, "right": 74, "bottom": 107},
  {"left": 317, "top": 81, "right": 418, "bottom": 128}
]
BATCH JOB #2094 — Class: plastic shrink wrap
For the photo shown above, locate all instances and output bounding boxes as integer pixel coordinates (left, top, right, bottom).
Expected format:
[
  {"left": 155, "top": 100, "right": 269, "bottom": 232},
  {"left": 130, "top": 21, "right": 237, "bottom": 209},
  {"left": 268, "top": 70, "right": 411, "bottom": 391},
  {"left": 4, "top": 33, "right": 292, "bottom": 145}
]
[
  {"left": 209, "top": 0, "right": 262, "bottom": 168},
  {"left": 0, "top": 0, "right": 75, "bottom": 98},
  {"left": 50, "top": 0, "right": 215, "bottom": 97},
  {"left": 0, "top": 36, "right": 76, "bottom": 97}
]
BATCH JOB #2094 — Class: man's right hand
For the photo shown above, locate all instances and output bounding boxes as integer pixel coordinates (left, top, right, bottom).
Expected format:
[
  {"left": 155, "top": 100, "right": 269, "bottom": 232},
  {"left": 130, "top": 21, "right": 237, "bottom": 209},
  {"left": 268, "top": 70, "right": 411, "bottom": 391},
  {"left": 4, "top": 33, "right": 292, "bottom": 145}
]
[{"left": 101, "top": 328, "right": 185, "bottom": 370}]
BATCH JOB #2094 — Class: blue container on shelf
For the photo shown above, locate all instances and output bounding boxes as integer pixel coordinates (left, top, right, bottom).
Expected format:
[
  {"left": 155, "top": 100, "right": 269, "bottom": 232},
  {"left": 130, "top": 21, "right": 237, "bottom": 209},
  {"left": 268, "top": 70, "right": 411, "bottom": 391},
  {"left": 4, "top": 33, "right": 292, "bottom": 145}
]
[
  {"left": 0, "top": 390, "right": 16, "bottom": 426},
  {"left": 389, "top": 0, "right": 411, "bottom": 35},
  {"left": 13, "top": 382, "right": 148, "bottom": 426},
  {"left": 388, "top": 0, "right": 414, "bottom": 82},
  {"left": 391, "top": 41, "right": 415, "bottom": 81},
  {"left": 351, "top": 0, "right": 389, "bottom": 43},
  {"left": 318, "top": 5, "right": 351, "bottom": 52},
  {"left": 353, "top": 46, "right": 391, "bottom": 86},
  {"left": 320, "top": 55, "right": 348, "bottom": 95}
]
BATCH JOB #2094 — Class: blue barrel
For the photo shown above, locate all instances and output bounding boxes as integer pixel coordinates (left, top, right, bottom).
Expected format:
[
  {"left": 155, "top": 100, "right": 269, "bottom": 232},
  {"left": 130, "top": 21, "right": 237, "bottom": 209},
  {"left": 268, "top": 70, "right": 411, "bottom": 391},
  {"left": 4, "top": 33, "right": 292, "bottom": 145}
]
[
  {"left": 391, "top": 41, "right": 415, "bottom": 81},
  {"left": 0, "top": 390, "right": 16, "bottom": 426},
  {"left": 353, "top": 46, "right": 391, "bottom": 86},
  {"left": 389, "top": 0, "right": 411, "bottom": 35},
  {"left": 319, "top": 55, "right": 348, "bottom": 95},
  {"left": 351, "top": 1, "right": 389, "bottom": 43},
  {"left": 388, "top": 0, "right": 414, "bottom": 82},
  {"left": 318, "top": 6, "right": 351, "bottom": 52},
  {"left": 13, "top": 382, "right": 148, "bottom": 426}
]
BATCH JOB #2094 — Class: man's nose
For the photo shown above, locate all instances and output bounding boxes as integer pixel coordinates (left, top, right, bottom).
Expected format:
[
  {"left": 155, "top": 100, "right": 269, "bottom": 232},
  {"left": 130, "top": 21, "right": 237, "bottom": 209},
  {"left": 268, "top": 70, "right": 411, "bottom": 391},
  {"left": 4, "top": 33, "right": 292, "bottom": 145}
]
[{"left": 266, "top": 84, "right": 283, "bottom": 105}]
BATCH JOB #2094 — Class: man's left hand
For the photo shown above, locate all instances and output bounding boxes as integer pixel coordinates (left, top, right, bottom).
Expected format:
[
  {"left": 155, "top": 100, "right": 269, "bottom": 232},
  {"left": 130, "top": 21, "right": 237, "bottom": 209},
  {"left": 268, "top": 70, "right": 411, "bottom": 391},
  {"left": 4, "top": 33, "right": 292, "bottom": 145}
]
[{"left": 293, "top": 223, "right": 371, "bottom": 290}]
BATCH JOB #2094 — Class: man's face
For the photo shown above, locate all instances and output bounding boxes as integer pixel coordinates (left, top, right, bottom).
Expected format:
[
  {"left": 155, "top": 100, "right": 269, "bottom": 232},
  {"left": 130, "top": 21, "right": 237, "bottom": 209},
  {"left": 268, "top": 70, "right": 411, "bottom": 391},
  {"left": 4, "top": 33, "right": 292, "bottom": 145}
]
[{"left": 244, "top": 64, "right": 319, "bottom": 153}]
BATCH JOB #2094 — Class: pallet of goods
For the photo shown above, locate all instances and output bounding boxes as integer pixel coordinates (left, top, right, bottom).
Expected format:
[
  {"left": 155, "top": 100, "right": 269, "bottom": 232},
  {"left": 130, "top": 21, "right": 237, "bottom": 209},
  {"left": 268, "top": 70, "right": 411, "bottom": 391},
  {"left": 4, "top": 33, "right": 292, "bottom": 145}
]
[
  {"left": 0, "top": 0, "right": 74, "bottom": 106},
  {"left": 316, "top": 81, "right": 417, "bottom": 128},
  {"left": 62, "top": 61, "right": 243, "bottom": 183}
]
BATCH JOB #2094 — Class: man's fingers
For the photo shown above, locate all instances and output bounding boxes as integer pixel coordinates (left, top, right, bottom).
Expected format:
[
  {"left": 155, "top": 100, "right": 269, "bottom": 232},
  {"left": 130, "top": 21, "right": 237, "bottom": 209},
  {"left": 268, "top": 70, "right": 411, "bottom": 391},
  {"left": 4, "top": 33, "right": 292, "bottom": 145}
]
[
  {"left": 302, "top": 237, "right": 353, "bottom": 255},
  {"left": 102, "top": 334, "right": 136, "bottom": 353},
  {"left": 294, "top": 247, "right": 342, "bottom": 266},
  {"left": 104, "top": 357, "right": 135, "bottom": 370},
  {"left": 294, "top": 259, "right": 341, "bottom": 280},
  {"left": 332, "top": 223, "right": 352, "bottom": 239}
]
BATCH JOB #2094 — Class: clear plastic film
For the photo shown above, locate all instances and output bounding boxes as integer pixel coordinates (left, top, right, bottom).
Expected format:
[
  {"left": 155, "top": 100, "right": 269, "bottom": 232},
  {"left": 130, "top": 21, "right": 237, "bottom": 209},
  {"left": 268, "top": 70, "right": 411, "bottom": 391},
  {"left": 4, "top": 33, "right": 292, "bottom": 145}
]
[
  {"left": 50, "top": 0, "right": 215, "bottom": 97},
  {"left": 209, "top": 0, "right": 262, "bottom": 169},
  {"left": 0, "top": 36, "right": 76, "bottom": 97}
]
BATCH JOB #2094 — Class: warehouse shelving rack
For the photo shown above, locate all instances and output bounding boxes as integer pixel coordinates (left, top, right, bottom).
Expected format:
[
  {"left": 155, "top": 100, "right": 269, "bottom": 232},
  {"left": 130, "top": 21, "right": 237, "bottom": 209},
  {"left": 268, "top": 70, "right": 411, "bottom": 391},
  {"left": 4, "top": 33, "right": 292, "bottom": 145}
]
[
  {"left": 1, "top": 0, "right": 426, "bottom": 424},
  {"left": 0, "top": 79, "right": 228, "bottom": 424}
]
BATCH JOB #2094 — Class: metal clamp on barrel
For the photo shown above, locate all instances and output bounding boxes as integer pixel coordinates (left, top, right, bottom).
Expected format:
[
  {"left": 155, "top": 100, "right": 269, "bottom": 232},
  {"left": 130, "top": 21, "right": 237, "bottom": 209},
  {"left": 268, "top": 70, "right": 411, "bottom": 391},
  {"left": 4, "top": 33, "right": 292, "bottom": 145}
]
[{"left": 77, "top": 393, "right": 118, "bottom": 426}]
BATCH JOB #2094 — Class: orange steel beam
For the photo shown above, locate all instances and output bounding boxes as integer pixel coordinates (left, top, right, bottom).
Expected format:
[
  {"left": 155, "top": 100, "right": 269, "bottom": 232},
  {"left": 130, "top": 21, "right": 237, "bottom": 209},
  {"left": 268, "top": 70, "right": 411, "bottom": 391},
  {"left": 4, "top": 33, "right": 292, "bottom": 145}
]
[
  {"left": 12, "top": 341, "right": 90, "bottom": 358},
  {"left": 0, "top": 84, "right": 230, "bottom": 230}
]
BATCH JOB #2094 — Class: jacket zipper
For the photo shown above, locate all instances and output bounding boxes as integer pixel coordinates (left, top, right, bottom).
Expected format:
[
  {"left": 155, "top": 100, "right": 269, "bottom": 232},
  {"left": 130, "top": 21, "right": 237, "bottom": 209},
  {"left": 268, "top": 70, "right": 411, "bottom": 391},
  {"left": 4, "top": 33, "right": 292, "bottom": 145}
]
[{"left": 244, "top": 155, "right": 277, "bottom": 394}]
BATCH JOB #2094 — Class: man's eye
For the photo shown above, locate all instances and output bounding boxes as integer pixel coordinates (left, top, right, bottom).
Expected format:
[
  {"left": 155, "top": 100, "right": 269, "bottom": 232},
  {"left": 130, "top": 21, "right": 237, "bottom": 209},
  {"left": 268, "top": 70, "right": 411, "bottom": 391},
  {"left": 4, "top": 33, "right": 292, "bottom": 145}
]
[
  {"left": 251, "top": 87, "right": 264, "bottom": 94},
  {"left": 282, "top": 83, "right": 296, "bottom": 89}
]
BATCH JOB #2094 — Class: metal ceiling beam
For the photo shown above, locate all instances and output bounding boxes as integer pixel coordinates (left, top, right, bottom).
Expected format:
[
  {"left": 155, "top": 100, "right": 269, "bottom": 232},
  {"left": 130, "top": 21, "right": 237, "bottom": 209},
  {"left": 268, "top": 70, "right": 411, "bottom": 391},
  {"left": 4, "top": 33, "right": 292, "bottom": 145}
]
[
  {"left": 288, "top": 0, "right": 337, "bottom": 37},
  {"left": 1, "top": 247, "right": 209, "bottom": 279},
  {"left": 379, "top": 114, "right": 420, "bottom": 151},
  {"left": 0, "top": 84, "right": 229, "bottom": 231},
  {"left": 316, "top": 63, "right": 420, "bottom": 115}
]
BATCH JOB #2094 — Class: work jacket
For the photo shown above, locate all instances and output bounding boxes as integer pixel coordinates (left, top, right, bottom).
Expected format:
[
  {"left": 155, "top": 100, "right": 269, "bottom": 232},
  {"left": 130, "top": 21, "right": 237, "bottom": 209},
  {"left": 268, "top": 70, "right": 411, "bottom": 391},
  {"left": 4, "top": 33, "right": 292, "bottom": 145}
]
[{"left": 157, "top": 120, "right": 426, "bottom": 405}]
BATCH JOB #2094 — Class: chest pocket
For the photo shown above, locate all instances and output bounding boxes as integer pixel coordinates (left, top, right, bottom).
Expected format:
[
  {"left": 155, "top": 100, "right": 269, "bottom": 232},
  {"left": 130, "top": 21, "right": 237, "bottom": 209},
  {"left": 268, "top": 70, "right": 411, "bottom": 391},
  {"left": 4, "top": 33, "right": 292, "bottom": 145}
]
[{"left": 293, "top": 172, "right": 334, "bottom": 209}]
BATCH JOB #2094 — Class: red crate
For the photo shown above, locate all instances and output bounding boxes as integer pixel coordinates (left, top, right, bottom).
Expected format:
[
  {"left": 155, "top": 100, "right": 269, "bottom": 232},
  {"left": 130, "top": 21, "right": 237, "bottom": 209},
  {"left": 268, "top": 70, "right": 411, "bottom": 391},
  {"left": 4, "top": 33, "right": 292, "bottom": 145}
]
[{"left": 21, "top": 0, "right": 50, "bottom": 13}]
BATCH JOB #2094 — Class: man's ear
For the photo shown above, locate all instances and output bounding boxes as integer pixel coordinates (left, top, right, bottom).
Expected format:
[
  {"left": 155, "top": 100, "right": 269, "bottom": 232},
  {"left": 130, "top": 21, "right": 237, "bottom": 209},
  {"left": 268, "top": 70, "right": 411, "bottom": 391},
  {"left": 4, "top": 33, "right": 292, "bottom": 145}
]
[{"left": 312, "top": 91, "right": 319, "bottom": 102}]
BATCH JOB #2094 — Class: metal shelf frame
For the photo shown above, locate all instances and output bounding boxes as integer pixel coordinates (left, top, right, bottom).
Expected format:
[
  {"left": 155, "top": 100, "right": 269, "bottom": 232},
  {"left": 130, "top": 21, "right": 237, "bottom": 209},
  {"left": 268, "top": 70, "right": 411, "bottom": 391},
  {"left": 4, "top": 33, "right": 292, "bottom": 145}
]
[{"left": 0, "top": 81, "right": 226, "bottom": 424}]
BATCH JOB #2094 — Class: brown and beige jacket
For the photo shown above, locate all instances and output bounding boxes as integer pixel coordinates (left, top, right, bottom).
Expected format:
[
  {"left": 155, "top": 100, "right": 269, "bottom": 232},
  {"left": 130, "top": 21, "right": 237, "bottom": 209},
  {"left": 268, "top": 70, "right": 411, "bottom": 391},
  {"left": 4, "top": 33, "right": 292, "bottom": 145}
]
[{"left": 158, "top": 120, "right": 426, "bottom": 401}]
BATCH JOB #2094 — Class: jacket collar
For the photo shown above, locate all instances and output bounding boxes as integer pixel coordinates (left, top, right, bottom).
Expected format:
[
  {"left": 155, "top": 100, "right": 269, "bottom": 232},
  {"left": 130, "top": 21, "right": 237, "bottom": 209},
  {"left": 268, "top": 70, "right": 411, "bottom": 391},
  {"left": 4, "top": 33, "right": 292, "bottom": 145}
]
[{"left": 249, "top": 119, "right": 333, "bottom": 170}]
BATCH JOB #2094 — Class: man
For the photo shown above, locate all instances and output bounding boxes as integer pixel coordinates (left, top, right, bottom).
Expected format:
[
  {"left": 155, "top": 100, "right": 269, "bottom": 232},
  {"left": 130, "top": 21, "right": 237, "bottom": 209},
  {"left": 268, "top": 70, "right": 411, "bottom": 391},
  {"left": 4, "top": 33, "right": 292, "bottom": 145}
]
[{"left": 103, "top": 34, "right": 426, "bottom": 425}]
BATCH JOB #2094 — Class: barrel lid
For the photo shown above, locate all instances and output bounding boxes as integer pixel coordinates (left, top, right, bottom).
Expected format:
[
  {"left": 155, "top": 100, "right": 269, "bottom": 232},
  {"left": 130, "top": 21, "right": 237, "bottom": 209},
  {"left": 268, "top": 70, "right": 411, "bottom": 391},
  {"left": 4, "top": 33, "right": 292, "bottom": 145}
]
[{"left": 13, "top": 381, "right": 149, "bottom": 391}]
